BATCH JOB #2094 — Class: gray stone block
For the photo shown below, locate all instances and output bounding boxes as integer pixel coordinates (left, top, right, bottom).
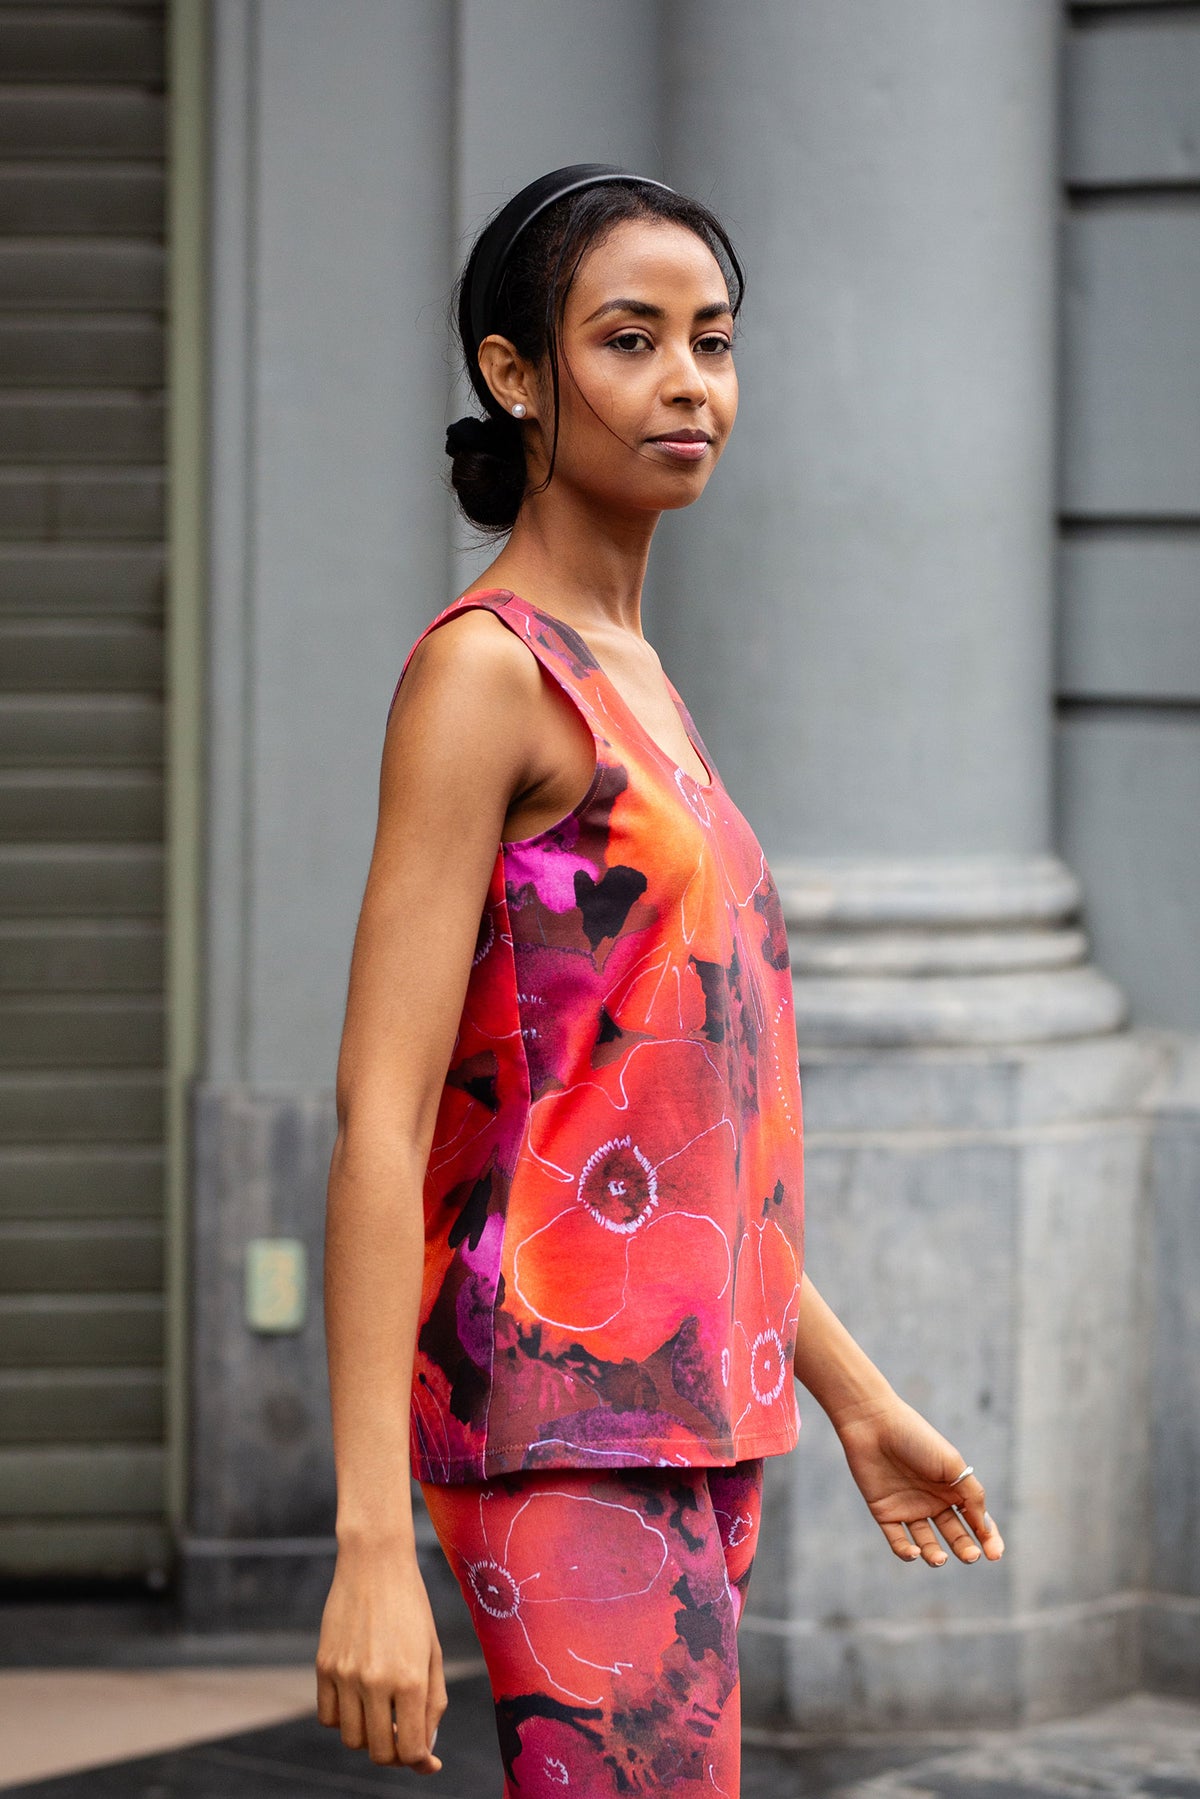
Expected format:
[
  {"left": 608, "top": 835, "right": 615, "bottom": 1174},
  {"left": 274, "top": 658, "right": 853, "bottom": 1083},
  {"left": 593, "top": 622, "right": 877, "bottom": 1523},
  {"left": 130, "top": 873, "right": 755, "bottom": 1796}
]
[
  {"left": 188, "top": 1085, "right": 338, "bottom": 1545},
  {"left": 797, "top": 1032, "right": 1167, "bottom": 1136},
  {"left": 1149, "top": 1112, "right": 1200, "bottom": 1598},
  {"left": 1144, "top": 1594, "right": 1200, "bottom": 1699},
  {"left": 741, "top": 1028, "right": 1171, "bottom": 1727},
  {"left": 176, "top": 1535, "right": 336, "bottom": 1634}
]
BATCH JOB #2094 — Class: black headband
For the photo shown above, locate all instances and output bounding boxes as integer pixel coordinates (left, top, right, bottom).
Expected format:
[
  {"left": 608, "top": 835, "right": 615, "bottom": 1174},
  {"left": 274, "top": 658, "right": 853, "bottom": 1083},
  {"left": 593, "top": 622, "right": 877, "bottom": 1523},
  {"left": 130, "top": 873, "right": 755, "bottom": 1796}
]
[{"left": 460, "top": 162, "right": 677, "bottom": 415}]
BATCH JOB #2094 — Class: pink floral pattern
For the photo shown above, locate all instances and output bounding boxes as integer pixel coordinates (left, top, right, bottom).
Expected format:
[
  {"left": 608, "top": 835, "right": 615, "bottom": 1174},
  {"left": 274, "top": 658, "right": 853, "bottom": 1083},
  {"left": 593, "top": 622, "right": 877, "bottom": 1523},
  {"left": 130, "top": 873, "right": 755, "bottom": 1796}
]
[
  {"left": 422, "top": 1458, "right": 765, "bottom": 1794},
  {"left": 392, "top": 591, "right": 805, "bottom": 1482}
]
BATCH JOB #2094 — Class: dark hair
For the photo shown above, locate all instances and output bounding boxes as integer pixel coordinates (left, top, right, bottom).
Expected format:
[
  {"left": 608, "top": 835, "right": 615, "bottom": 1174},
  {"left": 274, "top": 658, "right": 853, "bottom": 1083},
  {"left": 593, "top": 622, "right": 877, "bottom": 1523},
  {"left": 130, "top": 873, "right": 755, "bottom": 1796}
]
[{"left": 445, "top": 183, "right": 746, "bottom": 536}]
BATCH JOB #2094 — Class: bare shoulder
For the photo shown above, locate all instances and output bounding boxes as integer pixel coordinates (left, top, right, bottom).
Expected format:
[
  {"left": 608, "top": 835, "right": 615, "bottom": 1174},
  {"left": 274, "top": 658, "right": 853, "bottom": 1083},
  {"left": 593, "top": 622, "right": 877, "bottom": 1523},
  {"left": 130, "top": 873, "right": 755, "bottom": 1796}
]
[
  {"left": 396, "top": 601, "right": 543, "bottom": 720},
  {"left": 377, "top": 602, "right": 549, "bottom": 837}
]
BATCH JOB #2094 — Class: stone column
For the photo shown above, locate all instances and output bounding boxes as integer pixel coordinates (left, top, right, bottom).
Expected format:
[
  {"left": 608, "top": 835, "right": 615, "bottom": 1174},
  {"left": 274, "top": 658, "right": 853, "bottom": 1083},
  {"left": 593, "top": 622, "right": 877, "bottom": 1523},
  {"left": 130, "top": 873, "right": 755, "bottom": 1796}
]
[{"left": 659, "top": 0, "right": 1166, "bottom": 1727}]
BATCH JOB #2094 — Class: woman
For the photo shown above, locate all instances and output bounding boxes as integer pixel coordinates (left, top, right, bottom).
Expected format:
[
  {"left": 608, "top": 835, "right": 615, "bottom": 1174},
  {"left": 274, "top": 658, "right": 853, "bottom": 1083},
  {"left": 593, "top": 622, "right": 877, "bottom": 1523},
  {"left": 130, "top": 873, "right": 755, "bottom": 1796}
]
[{"left": 315, "top": 164, "right": 1004, "bottom": 1796}]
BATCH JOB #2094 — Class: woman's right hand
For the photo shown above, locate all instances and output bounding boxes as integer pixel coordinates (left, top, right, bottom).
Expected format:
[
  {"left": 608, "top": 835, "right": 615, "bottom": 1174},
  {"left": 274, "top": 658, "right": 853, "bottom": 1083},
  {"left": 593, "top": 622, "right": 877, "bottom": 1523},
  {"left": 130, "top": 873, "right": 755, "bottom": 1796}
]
[{"left": 315, "top": 1537, "right": 448, "bottom": 1773}]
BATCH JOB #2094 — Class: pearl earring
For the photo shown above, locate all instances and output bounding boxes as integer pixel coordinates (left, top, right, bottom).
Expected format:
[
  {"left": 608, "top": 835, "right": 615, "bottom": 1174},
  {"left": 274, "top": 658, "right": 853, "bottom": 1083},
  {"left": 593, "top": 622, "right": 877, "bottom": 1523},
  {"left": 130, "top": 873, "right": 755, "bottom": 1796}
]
[{"left": 512, "top": 403, "right": 527, "bottom": 418}]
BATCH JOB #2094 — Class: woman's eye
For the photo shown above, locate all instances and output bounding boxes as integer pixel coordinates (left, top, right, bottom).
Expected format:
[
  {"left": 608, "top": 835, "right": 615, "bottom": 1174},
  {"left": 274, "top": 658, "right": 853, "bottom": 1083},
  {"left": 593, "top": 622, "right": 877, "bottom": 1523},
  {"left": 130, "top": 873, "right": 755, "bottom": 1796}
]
[{"left": 605, "top": 331, "right": 732, "bottom": 356}]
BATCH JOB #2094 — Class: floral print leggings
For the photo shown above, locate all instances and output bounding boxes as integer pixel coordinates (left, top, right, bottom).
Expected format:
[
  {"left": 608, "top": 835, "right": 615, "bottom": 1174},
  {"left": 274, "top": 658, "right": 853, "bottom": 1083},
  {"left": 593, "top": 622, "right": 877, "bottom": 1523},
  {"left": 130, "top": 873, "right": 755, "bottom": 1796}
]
[{"left": 421, "top": 1457, "right": 764, "bottom": 1796}]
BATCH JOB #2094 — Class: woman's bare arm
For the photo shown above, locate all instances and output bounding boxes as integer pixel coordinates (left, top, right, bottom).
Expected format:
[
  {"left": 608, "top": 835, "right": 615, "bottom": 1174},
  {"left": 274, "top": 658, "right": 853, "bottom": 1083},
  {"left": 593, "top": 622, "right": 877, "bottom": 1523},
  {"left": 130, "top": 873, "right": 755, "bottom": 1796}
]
[
  {"left": 316, "top": 610, "right": 549, "bottom": 1772},
  {"left": 791, "top": 1271, "right": 896, "bottom": 1427},
  {"left": 792, "top": 1273, "right": 1005, "bottom": 1568}
]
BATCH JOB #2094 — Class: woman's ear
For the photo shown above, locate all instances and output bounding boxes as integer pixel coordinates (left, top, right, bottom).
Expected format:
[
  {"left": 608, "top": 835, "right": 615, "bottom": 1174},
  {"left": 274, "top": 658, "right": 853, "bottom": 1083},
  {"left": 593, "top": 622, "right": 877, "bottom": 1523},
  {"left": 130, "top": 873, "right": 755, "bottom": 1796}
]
[{"left": 477, "top": 334, "right": 534, "bottom": 419}]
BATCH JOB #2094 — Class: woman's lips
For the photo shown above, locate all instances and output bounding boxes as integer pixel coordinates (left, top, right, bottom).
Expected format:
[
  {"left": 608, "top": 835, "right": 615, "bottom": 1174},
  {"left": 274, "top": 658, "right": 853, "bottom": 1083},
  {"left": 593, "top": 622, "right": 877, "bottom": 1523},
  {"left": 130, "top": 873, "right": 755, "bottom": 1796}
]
[{"left": 646, "top": 436, "right": 711, "bottom": 460}]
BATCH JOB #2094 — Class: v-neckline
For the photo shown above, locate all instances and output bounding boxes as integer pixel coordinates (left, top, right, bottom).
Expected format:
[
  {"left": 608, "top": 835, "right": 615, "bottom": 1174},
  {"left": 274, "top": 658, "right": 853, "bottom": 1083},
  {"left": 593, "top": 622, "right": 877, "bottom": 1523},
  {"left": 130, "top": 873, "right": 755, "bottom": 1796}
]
[{"left": 471, "top": 588, "right": 717, "bottom": 792}]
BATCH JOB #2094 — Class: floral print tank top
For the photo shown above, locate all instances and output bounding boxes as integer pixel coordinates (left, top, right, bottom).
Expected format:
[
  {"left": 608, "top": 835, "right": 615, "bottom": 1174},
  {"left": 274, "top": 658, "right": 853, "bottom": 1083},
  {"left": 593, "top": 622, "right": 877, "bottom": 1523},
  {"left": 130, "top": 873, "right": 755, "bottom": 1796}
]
[{"left": 391, "top": 590, "right": 805, "bottom": 1482}]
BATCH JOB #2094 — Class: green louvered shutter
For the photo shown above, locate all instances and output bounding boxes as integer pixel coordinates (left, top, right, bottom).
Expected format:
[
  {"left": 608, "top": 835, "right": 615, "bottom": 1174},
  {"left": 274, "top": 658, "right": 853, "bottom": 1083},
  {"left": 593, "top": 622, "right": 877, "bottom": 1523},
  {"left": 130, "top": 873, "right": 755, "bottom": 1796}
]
[{"left": 0, "top": 0, "right": 168, "bottom": 1579}]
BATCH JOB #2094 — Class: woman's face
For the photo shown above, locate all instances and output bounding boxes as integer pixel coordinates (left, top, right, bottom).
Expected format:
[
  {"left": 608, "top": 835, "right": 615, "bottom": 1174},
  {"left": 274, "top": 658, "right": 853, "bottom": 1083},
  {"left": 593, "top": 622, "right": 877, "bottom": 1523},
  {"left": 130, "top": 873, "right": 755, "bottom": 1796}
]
[{"left": 501, "top": 216, "right": 738, "bottom": 516}]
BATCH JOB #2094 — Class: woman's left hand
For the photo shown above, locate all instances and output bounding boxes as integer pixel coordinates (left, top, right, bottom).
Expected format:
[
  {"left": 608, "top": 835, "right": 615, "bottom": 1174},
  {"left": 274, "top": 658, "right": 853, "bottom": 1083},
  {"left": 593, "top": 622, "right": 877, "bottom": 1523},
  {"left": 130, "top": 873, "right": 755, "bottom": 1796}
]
[{"left": 832, "top": 1391, "right": 1005, "bottom": 1567}]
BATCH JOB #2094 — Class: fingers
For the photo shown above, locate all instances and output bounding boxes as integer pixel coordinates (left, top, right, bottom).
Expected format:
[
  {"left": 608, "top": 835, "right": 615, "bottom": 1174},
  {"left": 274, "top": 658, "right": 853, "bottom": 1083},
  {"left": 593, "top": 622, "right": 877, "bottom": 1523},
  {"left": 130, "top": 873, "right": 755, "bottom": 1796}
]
[
  {"left": 904, "top": 1517, "right": 950, "bottom": 1566},
  {"left": 947, "top": 1472, "right": 1005, "bottom": 1560},
  {"left": 918, "top": 1504, "right": 987, "bottom": 1565},
  {"left": 425, "top": 1647, "right": 449, "bottom": 1768},
  {"left": 315, "top": 1666, "right": 339, "bottom": 1729},
  {"left": 392, "top": 1671, "right": 443, "bottom": 1773},
  {"left": 880, "top": 1502, "right": 1005, "bottom": 1567},
  {"left": 334, "top": 1682, "right": 369, "bottom": 1753},
  {"left": 934, "top": 1504, "right": 982, "bottom": 1563},
  {"left": 316, "top": 1664, "right": 443, "bottom": 1773},
  {"left": 978, "top": 1507, "right": 1005, "bottom": 1559},
  {"left": 362, "top": 1678, "right": 401, "bottom": 1765},
  {"left": 880, "top": 1520, "right": 924, "bottom": 1563}
]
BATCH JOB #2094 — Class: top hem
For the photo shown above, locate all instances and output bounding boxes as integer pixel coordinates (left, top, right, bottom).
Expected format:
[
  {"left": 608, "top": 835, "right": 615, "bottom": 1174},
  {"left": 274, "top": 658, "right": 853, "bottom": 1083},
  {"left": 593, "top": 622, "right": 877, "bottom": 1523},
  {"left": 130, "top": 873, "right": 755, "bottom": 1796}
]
[{"left": 412, "top": 1420, "right": 801, "bottom": 1486}]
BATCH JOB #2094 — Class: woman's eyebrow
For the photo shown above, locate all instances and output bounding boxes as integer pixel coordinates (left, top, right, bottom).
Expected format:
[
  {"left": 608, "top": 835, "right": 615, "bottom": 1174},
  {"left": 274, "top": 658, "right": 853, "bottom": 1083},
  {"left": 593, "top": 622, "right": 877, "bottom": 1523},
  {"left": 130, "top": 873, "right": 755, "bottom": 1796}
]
[{"left": 582, "top": 297, "right": 733, "bottom": 325}]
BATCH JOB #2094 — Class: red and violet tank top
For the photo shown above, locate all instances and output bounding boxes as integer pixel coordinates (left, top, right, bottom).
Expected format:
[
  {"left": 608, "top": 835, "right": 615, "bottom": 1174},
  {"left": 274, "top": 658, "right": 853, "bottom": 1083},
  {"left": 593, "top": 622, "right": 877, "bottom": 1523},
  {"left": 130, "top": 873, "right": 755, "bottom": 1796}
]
[{"left": 390, "top": 589, "right": 805, "bottom": 1483}]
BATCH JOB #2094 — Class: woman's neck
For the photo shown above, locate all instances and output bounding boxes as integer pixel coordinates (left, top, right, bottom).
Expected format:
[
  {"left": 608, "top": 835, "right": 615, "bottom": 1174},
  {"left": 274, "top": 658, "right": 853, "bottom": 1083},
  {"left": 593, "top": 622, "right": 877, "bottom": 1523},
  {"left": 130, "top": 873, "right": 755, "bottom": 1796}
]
[{"left": 472, "top": 485, "right": 660, "bottom": 639}]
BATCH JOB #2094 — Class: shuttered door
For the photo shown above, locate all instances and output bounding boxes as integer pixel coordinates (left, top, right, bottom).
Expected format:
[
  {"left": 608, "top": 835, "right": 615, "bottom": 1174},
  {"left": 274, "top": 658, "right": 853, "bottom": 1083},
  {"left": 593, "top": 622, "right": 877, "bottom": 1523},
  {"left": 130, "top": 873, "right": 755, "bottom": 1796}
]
[{"left": 0, "top": 0, "right": 168, "bottom": 1578}]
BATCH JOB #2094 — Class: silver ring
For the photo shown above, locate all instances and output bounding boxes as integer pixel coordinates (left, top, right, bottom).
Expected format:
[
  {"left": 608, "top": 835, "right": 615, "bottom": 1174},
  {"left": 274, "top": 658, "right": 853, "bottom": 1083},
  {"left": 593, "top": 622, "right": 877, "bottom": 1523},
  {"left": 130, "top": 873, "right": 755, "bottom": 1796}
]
[{"left": 949, "top": 1464, "right": 974, "bottom": 1486}]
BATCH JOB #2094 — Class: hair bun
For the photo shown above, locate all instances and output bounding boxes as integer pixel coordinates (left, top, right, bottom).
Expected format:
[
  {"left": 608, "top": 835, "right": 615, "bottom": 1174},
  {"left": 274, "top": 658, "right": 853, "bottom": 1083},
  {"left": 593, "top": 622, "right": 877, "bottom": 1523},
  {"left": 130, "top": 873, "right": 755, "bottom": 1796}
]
[
  {"left": 444, "top": 412, "right": 518, "bottom": 461},
  {"left": 444, "top": 410, "right": 527, "bottom": 531}
]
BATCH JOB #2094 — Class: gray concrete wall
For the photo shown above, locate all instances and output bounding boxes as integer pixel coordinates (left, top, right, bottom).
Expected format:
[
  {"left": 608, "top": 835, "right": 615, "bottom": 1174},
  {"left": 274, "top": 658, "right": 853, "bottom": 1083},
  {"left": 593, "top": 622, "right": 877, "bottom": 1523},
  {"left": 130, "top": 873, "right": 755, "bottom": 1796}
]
[
  {"left": 204, "top": 0, "right": 453, "bottom": 1094},
  {"left": 1056, "top": 14, "right": 1200, "bottom": 1673},
  {"left": 1057, "top": 14, "right": 1200, "bottom": 1676},
  {"left": 1144, "top": 1041, "right": 1200, "bottom": 1696},
  {"left": 1057, "top": 1, "right": 1200, "bottom": 1032}
]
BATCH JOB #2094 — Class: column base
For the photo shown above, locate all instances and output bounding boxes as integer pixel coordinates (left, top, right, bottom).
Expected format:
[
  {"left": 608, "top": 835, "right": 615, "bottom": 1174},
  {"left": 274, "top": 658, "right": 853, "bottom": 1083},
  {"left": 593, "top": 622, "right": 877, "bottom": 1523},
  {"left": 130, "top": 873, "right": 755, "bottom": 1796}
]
[
  {"left": 776, "top": 854, "right": 1127, "bottom": 1045},
  {"left": 739, "top": 1025, "right": 1192, "bottom": 1729},
  {"left": 739, "top": 1589, "right": 1144, "bottom": 1732}
]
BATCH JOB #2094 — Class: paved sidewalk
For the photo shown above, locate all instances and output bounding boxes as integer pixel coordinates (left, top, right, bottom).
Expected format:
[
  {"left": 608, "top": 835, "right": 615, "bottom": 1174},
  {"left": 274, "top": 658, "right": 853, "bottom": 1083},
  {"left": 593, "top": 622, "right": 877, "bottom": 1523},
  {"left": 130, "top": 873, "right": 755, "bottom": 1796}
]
[{"left": 1, "top": 1672, "right": 1198, "bottom": 1797}]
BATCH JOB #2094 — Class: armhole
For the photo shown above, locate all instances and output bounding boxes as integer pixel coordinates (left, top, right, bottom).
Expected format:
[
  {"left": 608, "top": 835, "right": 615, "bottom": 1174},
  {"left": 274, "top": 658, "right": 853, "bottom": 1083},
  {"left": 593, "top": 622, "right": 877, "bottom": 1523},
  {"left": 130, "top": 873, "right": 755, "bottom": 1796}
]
[{"left": 385, "top": 597, "right": 604, "bottom": 845}]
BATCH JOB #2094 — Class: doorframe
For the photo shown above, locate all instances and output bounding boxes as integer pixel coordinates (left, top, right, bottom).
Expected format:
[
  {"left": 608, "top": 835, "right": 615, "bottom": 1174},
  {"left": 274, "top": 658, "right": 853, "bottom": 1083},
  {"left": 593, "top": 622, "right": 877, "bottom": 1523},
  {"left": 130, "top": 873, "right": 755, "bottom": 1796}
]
[{"left": 163, "top": 0, "right": 209, "bottom": 1543}]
